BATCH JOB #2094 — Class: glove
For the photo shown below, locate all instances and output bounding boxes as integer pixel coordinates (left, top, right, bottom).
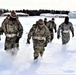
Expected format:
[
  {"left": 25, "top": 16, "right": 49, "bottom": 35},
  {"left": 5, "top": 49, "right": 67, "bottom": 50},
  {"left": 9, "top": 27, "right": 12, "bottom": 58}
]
[
  {"left": 27, "top": 39, "right": 30, "bottom": 44},
  {"left": 44, "top": 42, "right": 47, "bottom": 47},
  {"left": 72, "top": 34, "right": 74, "bottom": 37},
  {"left": 57, "top": 35, "right": 60, "bottom": 39},
  {"left": 55, "top": 30, "right": 57, "bottom": 33},
  {"left": 0, "top": 28, "right": 4, "bottom": 35},
  {"left": 72, "top": 31, "right": 74, "bottom": 37},
  {"left": 15, "top": 37, "right": 20, "bottom": 43}
]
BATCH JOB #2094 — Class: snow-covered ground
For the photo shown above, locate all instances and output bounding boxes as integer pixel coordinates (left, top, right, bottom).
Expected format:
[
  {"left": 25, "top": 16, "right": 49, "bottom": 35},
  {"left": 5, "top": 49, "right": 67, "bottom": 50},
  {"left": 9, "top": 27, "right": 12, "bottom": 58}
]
[{"left": 0, "top": 16, "right": 76, "bottom": 75}]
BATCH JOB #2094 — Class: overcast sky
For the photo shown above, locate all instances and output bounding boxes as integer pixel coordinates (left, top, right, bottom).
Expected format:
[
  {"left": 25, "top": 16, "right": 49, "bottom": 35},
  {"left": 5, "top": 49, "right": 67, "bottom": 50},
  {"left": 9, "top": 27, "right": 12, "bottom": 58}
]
[{"left": 0, "top": 0, "right": 76, "bottom": 11}]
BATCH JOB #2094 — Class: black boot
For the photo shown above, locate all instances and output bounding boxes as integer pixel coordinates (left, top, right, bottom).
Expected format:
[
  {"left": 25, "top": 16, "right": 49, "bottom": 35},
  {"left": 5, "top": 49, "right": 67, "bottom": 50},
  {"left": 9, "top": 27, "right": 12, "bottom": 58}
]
[{"left": 34, "top": 56, "right": 38, "bottom": 60}]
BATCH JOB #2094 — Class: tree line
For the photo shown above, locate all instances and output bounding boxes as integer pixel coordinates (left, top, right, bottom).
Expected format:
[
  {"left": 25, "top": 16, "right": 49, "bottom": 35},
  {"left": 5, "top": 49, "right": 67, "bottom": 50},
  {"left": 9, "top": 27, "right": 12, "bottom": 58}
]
[{"left": 0, "top": 9, "right": 70, "bottom": 16}]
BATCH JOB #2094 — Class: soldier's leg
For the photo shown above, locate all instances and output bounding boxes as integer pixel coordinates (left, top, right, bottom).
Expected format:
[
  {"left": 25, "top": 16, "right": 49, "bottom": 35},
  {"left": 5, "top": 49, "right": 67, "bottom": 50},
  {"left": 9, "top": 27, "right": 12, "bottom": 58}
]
[
  {"left": 5, "top": 41, "right": 12, "bottom": 50},
  {"left": 40, "top": 47, "right": 45, "bottom": 57},
  {"left": 11, "top": 47, "right": 19, "bottom": 55},
  {"left": 5, "top": 37, "right": 13, "bottom": 50},
  {"left": 5, "top": 38, "right": 19, "bottom": 55},
  {"left": 62, "top": 33, "right": 70, "bottom": 45},
  {"left": 62, "top": 41, "right": 66, "bottom": 44},
  {"left": 51, "top": 34, "right": 54, "bottom": 41},
  {"left": 62, "top": 35, "right": 67, "bottom": 44},
  {"left": 34, "top": 48, "right": 39, "bottom": 60},
  {"left": 11, "top": 43, "right": 19, "bottom": 55},
  {"left": 40, "top": 51, "right": 44, "bottom": 57}
]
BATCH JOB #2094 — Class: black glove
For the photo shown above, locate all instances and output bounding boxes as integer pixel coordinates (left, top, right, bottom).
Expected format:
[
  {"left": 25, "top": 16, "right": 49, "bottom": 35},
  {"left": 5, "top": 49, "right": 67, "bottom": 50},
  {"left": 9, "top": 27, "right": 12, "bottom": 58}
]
[
  {"left": 55, "top": 30, "right": 57, "bottom": 33},
  {"left": 16, "top": 37, "right": 20, "bottom": 43},
  {"left": 57, "top": 35, "right": 60, "bottom": 39},
  {"left": 72, "top": 31, "right": 74, "bottom": 37},
  {"left": 44, "top": 42, "right": 47, "bottom": 47},
  {"left": 72, "top": 32, "right": 74, "bottom": 37},
  {"left": 72, "top": 34, "right": 74, "bottom": 37},
  {"left": 27, "top": 39, "right": 30, "bottom": 44},
  {"left": 0, "top": 28, "right": 4, "bottom": 35}
]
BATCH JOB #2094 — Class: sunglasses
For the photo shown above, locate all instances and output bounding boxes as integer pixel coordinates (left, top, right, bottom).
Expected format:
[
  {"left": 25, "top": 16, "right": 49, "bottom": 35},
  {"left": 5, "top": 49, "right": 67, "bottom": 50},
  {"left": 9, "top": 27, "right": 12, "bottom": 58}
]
[{"left": 39, "top": 23, "right": 44, "bottom": 25}]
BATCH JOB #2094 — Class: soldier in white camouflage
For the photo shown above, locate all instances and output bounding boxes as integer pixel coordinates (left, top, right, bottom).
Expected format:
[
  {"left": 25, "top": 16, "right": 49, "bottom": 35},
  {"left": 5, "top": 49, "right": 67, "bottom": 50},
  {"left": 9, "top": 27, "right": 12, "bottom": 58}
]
[
  {"left": 0, "top": 10, "right": 23, "bottom": 55},
  {"left": 57, "top": 16, "right": 74, "bottom": 44},
  {"left": 27, "top": 19, "right": 51, "bottom": 60},
  {"left": 46, "top": 18, "right": 57, "bottom": 41}
]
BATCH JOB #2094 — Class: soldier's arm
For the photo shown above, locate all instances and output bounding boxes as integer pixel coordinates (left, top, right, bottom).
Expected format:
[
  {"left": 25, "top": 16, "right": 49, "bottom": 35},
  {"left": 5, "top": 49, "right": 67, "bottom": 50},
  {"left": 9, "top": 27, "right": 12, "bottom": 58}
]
[
  {"left": 45, "top": 27, "right": 51, "bottom": 43},
  {"left": 0, "top": 19, "right": 7, "bottom": 35},
  {"left": 46, "top": 22, "right": 50, "bottom": 29},
  {"left": 0, "top": 20, "right": 7, "bottom": 40},
  {"left": 0, "top": 27, "right": 4, "bottom": 35},
  {"left": 69, "top": 22, "right": 74, "bottom": 37},
  {"left": 27, "top": 26, "right": 35, "bottom": 40},
  {"left": 57, "top": 24, "right": 62, "bottom": 39},
  {"left": 26, "top": 26, "right": 35, "bottom": 44},
  {"left": 54, "top": 23, "right": 57, "bottom": 32},
  {"left": 17, "top": 20, "right": 23, "bottom": 38}
]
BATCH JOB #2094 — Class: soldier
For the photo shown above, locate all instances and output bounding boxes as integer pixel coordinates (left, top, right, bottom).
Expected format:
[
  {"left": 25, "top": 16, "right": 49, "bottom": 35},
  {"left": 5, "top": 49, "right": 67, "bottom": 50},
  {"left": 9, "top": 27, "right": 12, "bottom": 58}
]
[
  {"left": 57, "top": 16, "right": 74, "bottom": 44},
  {"left": 26, "top": 19, "right": 51, "bottom": 60},
  {"left": 0, "top": 10, "right": 23, "bottom": 55},
  {"left": 46, "top": 18, "right": 57, "bottom": 41},
  {"left": 2, "top": 14, "right": 10, "bottom": 23},
  {"left": 5, "top": 14, "right": 10, "bottom": 19},
  {"left": 44, "top": 18, "right": 47, "bottom": 25},
  {"left": 32, "top": 21, "right": 39, "bottom": 28}
]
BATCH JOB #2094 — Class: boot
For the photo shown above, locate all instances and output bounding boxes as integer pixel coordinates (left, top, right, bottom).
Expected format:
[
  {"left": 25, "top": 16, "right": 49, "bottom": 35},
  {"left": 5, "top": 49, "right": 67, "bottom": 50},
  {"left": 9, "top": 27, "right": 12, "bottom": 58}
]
[{"left": 34, "top": 56, "right": 38, "bottom": 60}]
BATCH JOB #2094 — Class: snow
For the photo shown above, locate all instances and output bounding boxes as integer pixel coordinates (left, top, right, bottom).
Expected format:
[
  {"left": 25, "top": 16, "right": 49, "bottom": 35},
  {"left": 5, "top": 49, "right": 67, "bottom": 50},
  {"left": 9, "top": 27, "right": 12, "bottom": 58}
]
[
  {"left": 40, "top": 13, "right": 68, "bottom": 18},
  {"left": 0, "top": 16, "right": 76, "bottom": 75}
]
